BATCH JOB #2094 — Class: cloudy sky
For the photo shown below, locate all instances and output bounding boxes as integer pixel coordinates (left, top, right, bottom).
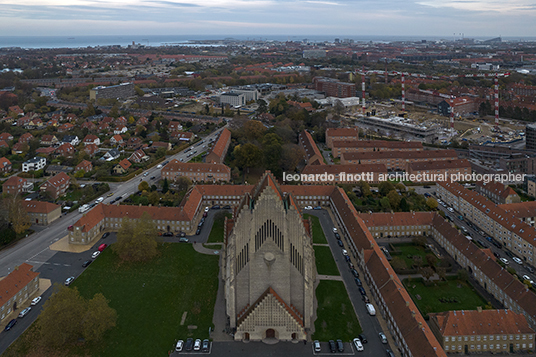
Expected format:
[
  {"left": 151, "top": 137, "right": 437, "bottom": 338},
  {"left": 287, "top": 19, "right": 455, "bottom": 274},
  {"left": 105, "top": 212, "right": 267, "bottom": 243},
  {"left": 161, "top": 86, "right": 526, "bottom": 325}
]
[{"left": 0, "top": 0, "right": 534, "bottom": 37}]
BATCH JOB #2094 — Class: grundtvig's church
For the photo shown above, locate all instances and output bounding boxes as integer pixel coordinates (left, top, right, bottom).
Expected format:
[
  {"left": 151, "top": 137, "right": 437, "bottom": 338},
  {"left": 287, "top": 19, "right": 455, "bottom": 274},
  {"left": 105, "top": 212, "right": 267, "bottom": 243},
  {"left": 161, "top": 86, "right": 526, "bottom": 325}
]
[{"left": 223, "top": 172, "right": 317, "bottom": 341}]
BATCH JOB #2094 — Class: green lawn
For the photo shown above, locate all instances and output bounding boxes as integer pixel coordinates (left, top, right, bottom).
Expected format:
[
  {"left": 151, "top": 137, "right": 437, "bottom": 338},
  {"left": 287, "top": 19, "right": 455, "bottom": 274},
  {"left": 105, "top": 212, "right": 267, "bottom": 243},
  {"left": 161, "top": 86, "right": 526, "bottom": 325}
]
[
  {"left": 304, "top": 214, "right": 328, "bottom": 244},
  {"left": 207, "top": 212, "right": 232, "bottom": 243},
  {"left": 403, "top": 277, "right": 489, "bottom": 318},
  {"left": 392, "top": 243, "right": 435, "bottom": 267},
  {"left": 314, "top": 246, "right": 340, "bottom": 276},
  {"left": 73, "top": 243, "right": 219, "bottom": 356},
  {"left": 312, "top": 281, "right": 362, "bottom": 342}
]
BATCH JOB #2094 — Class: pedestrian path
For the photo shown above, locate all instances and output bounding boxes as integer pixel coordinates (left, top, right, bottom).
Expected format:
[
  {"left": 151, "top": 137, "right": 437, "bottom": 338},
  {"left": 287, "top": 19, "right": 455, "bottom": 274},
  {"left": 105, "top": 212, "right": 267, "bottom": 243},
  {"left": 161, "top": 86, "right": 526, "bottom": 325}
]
[
  {"left": 193, "top": 242, "right": 220, "bottom": 255},
  {"left": 317, "top": 274, "right": 343, "bottom": 281}
]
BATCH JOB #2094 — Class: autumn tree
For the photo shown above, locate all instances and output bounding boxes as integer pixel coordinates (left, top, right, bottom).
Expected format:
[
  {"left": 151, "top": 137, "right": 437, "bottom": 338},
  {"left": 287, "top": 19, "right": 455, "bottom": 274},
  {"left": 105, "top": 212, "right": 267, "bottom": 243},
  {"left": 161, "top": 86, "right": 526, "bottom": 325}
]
[
  {"left": 234, "top": 143, "right": 263, "bottom": 171},
  {"left": 81, "top": 293, "right": 118, "bottom": 342},
  {"left": 281, "top": 144, "right": 304, "bottom": 171},
  {"left": 420, "top": 266, "right": 435, "bottom": 282},
  {"left": 378, "top": 181, "right": 396, "bottom": 196},
  {"left": 3, "top": 195, "right": 31, "bottom": 234},
  {"left": 113, "top": 212, "right": 159, "bottom": 262},
  {"left": 242, "top": 120, "right": 266, "bottom": 141},
  {"left": 426, "top": 253, "right": 437, "bottom": 267},
  {"left": 138, "top": 180, "right": 150, "bottom": 192},
  {"left": 176, "top": 176, "right": 192, "bottom": 192},
  {"left": 387, "top": 190, "right": 401, "bottom": 210},
  {"left": 426, "top": 197, "right": 438, "bottom": 210},
  {"left": 390, "top": 256, "right": 408, "bottom": 271}
]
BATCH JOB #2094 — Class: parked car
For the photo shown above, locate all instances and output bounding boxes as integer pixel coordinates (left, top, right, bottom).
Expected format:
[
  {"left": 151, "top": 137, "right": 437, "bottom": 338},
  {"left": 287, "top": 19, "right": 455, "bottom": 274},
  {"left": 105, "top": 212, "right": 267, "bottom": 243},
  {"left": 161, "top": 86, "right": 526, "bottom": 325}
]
[
  {"left": 185, "top": 338, "right": 194, "bottom": 351},
  {"left": 313, "top": 206, "right": 322, "bottom": 210},
  {"left": 65, "top": 276, "right": 75, "bottom": 286},
  {"left": 332, "top": 227, "right": 338, "bottom": 233},
  {"left": 4, "top": 319, "right": 17, "bottom": 331},
  {"left": 314, "top": 340, "right": 321, "bottom": 352},
  {"left": 500, "top": 257, "right": 509, "bottom": 265},
  {"left": 328, "top": 340, "right": 336, "bottom": 353},
  {"left": 31, "top": 296, "right": 42, "bottom": 305},
  {"left": 212, "top": 205, "right": 220, "bottom": 209},
  {"left": 18, "top": 307, "right": 31, "bottom": 318},
  {"left": 522, "top": 275, "right": 534, "bottom": 284},
  {"left": 194, "top": 339, "right": 201, "bottom": 351},
  {"left": 179, "top": 237, "right": 189, "bottom": 243},
  {"left": 342, "top": 249, "right": 348, "bottom": 256},
  {"left": 175, "top": 340, "right": 183, "bottom": 352},
  {"left": 202, "top": 339, "right": 210, "bottom": 352},
  {"left": 223, "top": 205, "right": 231, "bottom": 209},
  {"left": 386, "top": 349, "right": 395, "bottom": 357},
  {"left": 162, "top": 232, "right": 174, "bottom": 237},
  {"left": 354, "top": 278, "right": 362, "bottom": 286},
  {"left": 304, "top": 206, "right": 313, "bottom": 210},
  {"left": 350, "top": 269, "right": 359, "bottom": 278},
  {"left": 102, "top": 232, "right": 110, "bottom": 239},
  {"left": 334, "top": 232, "right": 341, "bottom": 240},
  {"left": 379, "top": 332, "right": 388, "bottom": 344},
  {"left": 344, "top": 255, "right": 351, "bottom": 262},
  {"left": 358, "top": 334, "right": 367, "bottom": 343},
  {"left": 366, "top": 303, "right": 376, "bottom": 316},
  {"left": 358, "top": 287, "right": 366, "bottom": 295},
  {"left": 353, "top": 338, "right": 364, "bottom": 351},
  {"left": 196, "top": 227, "right": 202, "bottom": 235},
  {"left": 337, "top": 240, "right": 343, "bottom": 247},
  {"left": 92, "top": 251, "right": 100, "bottom": 259},
  {"left": 336, "top": 339, "right": 344, "bottom": 352},
  {"left": 98, "top": 243, "right": 107, "bottom": 252},
  {"left": 204, "top": 207, "right": 210, "bottom": 213},
  {"left": 362, "top": 295, "right": 370, "bottom": 303},
  {"left": 82, "top": 260, "right": 92, "bottom": 267},
  {"left": 513, "top": 257, "right": 523, "bottom": 265}
]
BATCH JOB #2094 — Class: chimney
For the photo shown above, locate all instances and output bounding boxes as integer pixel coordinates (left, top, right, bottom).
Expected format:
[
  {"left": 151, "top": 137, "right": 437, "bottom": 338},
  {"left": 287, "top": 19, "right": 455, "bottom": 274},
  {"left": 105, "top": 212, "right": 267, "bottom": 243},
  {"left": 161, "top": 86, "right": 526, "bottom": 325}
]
[{"left": 477, "top": 306, "right": 483, "bottom": 313}]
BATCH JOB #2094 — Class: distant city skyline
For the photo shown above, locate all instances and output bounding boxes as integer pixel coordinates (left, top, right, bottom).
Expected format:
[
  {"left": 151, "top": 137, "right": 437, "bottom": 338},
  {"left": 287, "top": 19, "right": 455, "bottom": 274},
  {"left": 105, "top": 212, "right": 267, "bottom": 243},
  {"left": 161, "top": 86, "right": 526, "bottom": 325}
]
[{"left": 0, "top": 0, "right": 534, "bottom": 38}]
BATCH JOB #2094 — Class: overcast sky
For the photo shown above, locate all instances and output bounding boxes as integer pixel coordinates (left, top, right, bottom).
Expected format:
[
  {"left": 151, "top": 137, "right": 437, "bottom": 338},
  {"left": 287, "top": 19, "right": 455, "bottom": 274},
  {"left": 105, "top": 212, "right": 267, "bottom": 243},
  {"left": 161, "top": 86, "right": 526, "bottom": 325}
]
[{"left": 0, "top": 0, "right": 534, "bottom": 37}]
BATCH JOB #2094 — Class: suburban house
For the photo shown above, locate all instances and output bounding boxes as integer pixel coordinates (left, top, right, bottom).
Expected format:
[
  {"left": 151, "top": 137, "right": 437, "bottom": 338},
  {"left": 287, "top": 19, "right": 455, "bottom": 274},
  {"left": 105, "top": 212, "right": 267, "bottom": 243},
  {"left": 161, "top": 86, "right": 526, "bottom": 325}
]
[
  {"left": 110, "top": 135, "right": 124, "bottom": 146},
  {"left": 2, "top": 176, "right": 32, "bottom": 196},
  {"left": 61, "top": 135, "right": 80, "bottom": 146},
  {"left": 0, "top": 132, "right": 13, "bottom": 142},
  {"left": 23, "top": 201, "right": 62, "bottom": 225},
  {"left": 113, "top": 125, "right": 127, "bottom": 135},
  {"left": 113, "top": 158, "right": 131, "bottom": 174},
  {"left": 19, "top": 132, "right": 34, "bottom": 144},
  {"left": 40, "top": 135, "right": 59, "bottom": 146},
  {"left": 22, "top": 157, "right": 46, "bottom": 172},
  {"left": 129, "top": 149, "right": 148, "bottom": 163},
  {"left": 0, "top": 157, "right": 12, "bottom": 174},
  {"left": 54, "top": 143, "right": 75, "bottom": 158},
  {"left": 169, "top": 131, "right": 193, "bottom": 142},
  {"left": 75, "top": 160, "right": 93, "bottom": 173},
  {"left": 82, "top": 134, "right": 100, "bottom": 146},
  {"left": 84, "top": 143, "right": 100, "bottom": 157}
]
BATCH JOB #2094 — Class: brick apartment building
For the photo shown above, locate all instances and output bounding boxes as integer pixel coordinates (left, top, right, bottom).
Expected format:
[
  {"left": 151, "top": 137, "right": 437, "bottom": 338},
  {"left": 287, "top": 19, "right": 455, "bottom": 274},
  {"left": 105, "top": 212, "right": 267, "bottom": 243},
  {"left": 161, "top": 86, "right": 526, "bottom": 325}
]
[
  {"left": 341, "top": 149, "right": 458, "bottom": 170},
  {"left": 2, "top": 176, "right": 32, "bottom": 196},
  {"left": 298, "top": 130, "right": 324, "bottom": 165},
  {"left": 476, "top": 180, "right": 521, "bottom": 204},
  {"left": 23, "top": 201, "right": 61, "bottom": 225},
  {"left": 325, "top": 127, "right": 359, "bottom": 149},
  {"left": 161, "top": 160, "right": 231, "bottom": 182},
  {"left": 406, "top": 159, "right": 472, "bottom": 182},
  {"left": 500, "top": 201, "right": 536, "bottom": 227},
  {"left": 40, "top": 172, "right": 71, "bottom": 199},
  {"left": 301, "top": 164, "right": 387, "bottom": 184},
  {"left": 206, "top": 128, "right": 231, "bottom": 164},
  {"left": 313, "top": 77, "right": 356, "bottom": 98},
  {"left": 331, "top": 140, "right": 422, "bottom": 158},
  {"left": 0, "top": 263, "right": 40, "bottom": 322}
]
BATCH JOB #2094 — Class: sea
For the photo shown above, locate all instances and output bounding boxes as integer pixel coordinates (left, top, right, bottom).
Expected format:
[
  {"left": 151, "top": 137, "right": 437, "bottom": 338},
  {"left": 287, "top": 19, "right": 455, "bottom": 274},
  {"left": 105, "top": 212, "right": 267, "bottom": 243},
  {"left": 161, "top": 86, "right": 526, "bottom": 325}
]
[{"left": 1, "top": 35, "right": 536, "bottom": 50}]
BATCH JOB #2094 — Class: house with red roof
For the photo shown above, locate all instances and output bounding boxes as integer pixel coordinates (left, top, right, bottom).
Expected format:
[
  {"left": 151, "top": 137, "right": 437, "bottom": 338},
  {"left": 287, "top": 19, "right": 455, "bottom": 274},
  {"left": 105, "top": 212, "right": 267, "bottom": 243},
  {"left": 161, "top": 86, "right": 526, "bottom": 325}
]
[
  {"left": 58, "top": 123, "right": 75, "bottom": 133},
  {"left": 113, "top": 125, "right": 127, "bottom": 135},
  {"left": 206, "top": 128, "right": 230, "bottom": 164},
  {"left": 19, "top": 132, "right": 34, "bottom": 144},
  {"left": 23, "top": 201, "right": 62, "bottom": 225},
  {"left": 0, "top": 263, "right": 40, "bottom": 319},
  {"left": 84, "top": 143, "right": 99, "bottom": 157},
  {"left": 40, "top": 135, "right": 59, "bottom": 146},
  {"left": 40, "top": 172, "right": 71, "bottom": 199},
  {"left": 0, "top": 140, "right": 8, "bottom": 149},
  {"left": 54, "top": 143, "right": 75, "bottom": 158},
  {"left": 75, "top": 160, "right": 93, "bottom": 173},
  {"left": 128, "top": 149, "right": 148, "bottom": 163},
  {"left": 2, "top": 176, "right": 32, "bottom": 196},
  {"left": 0, "top": 157, "right": 12, "bottom": 174},
  {"left": 113, "top": 158, "right": 131, "bottom": 174},
  {"left": 110, "top": 134, "right": 124, "bottom": 146},
  {"left": 0, "top": 132, "right": 13, "bottom": 142},
  {"left": 82, "top": 134, "right": 100, "bottom": 146}
]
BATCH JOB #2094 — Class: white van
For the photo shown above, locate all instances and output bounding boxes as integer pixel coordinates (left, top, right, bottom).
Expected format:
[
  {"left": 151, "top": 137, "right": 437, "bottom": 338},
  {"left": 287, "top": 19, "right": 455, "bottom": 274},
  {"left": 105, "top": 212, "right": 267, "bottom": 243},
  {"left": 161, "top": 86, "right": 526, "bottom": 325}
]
[{"left": 366, "top": 303, "right": 376, "bottom": 316}]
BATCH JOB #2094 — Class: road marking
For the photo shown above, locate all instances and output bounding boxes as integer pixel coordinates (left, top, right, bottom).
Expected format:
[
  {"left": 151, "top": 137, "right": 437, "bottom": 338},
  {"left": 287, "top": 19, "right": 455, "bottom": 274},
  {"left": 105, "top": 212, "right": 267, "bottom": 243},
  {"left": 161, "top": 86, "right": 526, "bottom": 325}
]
[{"left": 27, "top": 246, "right": 50, "bottom": 261}]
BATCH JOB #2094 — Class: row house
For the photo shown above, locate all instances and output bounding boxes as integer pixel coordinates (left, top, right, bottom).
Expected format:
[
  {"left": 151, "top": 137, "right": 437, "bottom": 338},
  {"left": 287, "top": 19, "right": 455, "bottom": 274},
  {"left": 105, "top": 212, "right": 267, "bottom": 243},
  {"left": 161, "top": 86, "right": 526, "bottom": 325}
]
[
  {"left": 436, "top": 181, "right": 536, "bottom": 267},
  {"left": 82, "top": 134, "right": 100, "bottom": 146},
  {"left": 331, "top": 139, "right": 423, "bottom": 158},
  {"left": 40, "top": 135, "right": 59, "bottom": 146},
  {"left": 476, "top": 180, "right": 520, "bottom": 204},
  {"left": 0, "top": 263, "right": 40, "bottom": 323},
  {"left": 161, "top": 160, "right": 231, "bottom": 182},
  {"left": 341, "top": 149, "right": 458, "bottom": 170},
  {"left": 325, "top": 127, "right": 359, "bottom": 150},
  {"left": 298, "top": 130, "right": 324, "bottom": 166},
  {"left": 2, "top": 176, "right": 32, "bottom": 196},
  {"left": 0, "top": 157, "right": 12, "bottom": 174},
  {"left": 206, "top": 128, "right": 231, "bottom": 164},
  {"left": 22, "top": 157, "right": 46, "bottom": 172},
  {"left": 40, "top": 172, "right": 71, "bottom": 199}
]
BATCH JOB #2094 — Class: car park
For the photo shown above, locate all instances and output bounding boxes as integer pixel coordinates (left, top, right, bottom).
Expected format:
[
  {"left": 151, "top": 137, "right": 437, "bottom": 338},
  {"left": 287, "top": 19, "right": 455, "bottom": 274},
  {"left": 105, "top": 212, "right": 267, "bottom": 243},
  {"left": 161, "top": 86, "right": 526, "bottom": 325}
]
[
  {"left": 194, "top": 339, "right": 201, "bottom": 351},
  {"left": 4, "top": 319, "right": 17, "bottom": 331},
  {"left": 500, "top": 257, "right": 509, "bottom": 265},
  {"left": 31, "top": 296, "right": 42, "bottom": 305},
  {"left": 513, "top": 257, "right": 523, "bottom": 265},
  {"left": 92, "top": 251, "right": 100, "bottom": 259},
  {"left": 202, "top": 339, "right": 210, "bottom": 352},
  {"left": 328, "top": 340, "right": 336, "bottom": 353},
  {"left": 65, "top": 276, "right": 75, "bottom": 286},
  {"left": 358, "top": 334, "right": 367, "bottom": 343},
  {"left": 353, "top": 338, "right": 364, "bottom": 352},
  {"left": 82, "top": 260, "right": 92, "bottom": 267},
  {"left": 18, "top": 307, "right": 31, "bottom": 318},
  {"left": 379, "top": 332, "right": 388, "bottom": 343},
  {"left": 175, "top": 340, "right": 183, "bottom": 352},
  {"left": 314, "top": 340, "right": 321, "bottom": 352},
  {"left": 185, "top": 338, "right": 194, "bottom": 351}
]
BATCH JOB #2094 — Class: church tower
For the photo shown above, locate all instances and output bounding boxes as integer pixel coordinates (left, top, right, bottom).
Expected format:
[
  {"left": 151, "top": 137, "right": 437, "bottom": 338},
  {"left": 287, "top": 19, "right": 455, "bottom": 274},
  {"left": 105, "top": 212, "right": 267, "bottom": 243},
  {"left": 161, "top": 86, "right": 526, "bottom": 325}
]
[{"left": 223, "top": 172, "right": 316, "bottom": 341}]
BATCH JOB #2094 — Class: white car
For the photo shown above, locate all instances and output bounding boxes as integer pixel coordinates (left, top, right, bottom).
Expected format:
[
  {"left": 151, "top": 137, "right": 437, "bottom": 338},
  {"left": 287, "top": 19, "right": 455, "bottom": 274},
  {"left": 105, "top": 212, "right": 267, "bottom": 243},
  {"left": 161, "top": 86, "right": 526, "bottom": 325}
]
[
  {"left": 500, "top": 258, "right": 509, "bottom": 265},
  {"left": 18, "top": 307, "right": 31, "bottom": 318},
  {"left": 204, "top": 207, "right": 210, "bottom": 213},
  {"left": 342, "top": 249, "right": 348, "bottom": 256},
  {"left": 314, "top": 340, "right": 321, "bottom": 352},
  {"left": 332, "top": 227, "right": 338, "bottom": 233},
  {"left": 194, "top": 339, "right": 201, "bottom": 351},
  {"left": 513, "top": 257, "right": 523, "bottom": 265},
  {"left": 157, "top": 164, "right": 163, "bottom": 169},
  {"left": 522, "top": 275, "right": 534, "bottom": 284},
  {"left": 175, "top": 340, "right": 184, "bottom": 352},
  {"left": 353, "top": 338, "right": 364, "bottom": 351},
  {"left": 92, "top": 251, "right": 100, "bottom": 259},
  {"left": 447, "top": 207, "right": 454, "bottom": 213},
  {"left": 31, "top": 296, "right": 42, "bottom": 306},
  {"left": 144, "top": 172, "right": 148, "bottom": 176},
  {"left": 304, "top": 206, "right": 313, "bottom": 210},
  {"left": 65, "top": 276, "right": 75, "bottom": 286}
]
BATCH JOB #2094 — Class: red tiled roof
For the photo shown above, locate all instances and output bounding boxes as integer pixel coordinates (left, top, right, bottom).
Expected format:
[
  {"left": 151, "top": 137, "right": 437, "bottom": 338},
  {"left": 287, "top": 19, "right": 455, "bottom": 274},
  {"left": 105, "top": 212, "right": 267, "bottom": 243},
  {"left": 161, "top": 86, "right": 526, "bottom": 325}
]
[
  {"left": 23, "top": 200, "right": 61, "bottom": 214},
  {"left": 117, "top": 158, "right": 131, "bottom": 170},
  {"left": 0, "top": 263, "right": 39, "bottom": 307},
  {"left": 343, "top": 149, "right": 457, "bottom": 161},
  {"left": 299, "top": 130, "right": 324, "bottom": 165},
  {"left": 209, "top": 128, "right": 231, "bottom": 159},
  {"left": 326, "top": 127, "right": 358, "bottom": 138},
  {"left": 162, "top": 160, "right": 230, "bottom": 174},
  {"left": 302, "top": 164, "right": 387, "bottom": 175},
  {"left": 332, "top": 140, "right": 423, "bottom": 149},
  {"left": 477, "top": 180, "right": 519, "bottom": 199},
  {"left": 408, "top": 159, "right": 471, "bottom": 171},
  {"left": 500, "top": 201, "right": 536, "bottom": 219}
]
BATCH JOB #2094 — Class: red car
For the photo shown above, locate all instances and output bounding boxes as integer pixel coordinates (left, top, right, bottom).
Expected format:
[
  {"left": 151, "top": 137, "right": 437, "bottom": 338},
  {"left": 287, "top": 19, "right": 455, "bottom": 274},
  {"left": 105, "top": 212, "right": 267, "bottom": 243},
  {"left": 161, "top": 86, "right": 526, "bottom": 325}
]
[{"left": 98, "top": 243, "right": 107, "bottom": 252}]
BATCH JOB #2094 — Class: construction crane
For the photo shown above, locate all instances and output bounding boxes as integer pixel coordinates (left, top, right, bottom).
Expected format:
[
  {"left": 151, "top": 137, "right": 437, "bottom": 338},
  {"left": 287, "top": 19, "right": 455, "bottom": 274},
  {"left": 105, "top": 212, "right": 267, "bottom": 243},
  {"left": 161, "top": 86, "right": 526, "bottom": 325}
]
[{"left": 355, "top": 69, "right": 510, "bottom": 132}]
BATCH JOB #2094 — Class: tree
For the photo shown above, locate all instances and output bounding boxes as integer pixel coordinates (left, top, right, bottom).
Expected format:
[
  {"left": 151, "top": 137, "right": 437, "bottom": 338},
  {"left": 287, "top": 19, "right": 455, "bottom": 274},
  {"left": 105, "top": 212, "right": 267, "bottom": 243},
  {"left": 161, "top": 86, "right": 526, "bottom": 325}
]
[
  {"left": 243, "top": 120, "right": 266, "bottom": 141},
  {"left": 379, "top": 197, "right": 391, "bottom": 211},
  {"left": 3, "top": 195, "right": 31, "bottom": 234},
  {"left": 234, "top": 143, "right": 263, "bottom": 171},
  {"left": 176, "top": 176, "right": 192, "bottom": 192},
  {"left": 412, "top": 255, "right": 423, "bottom": 268},
  {"left": 162, "top": 178, "right": 169, "bottom": 194},
  {"left": 436, "top": 267, "right": 447, "bottom": 281},
  {"left": 378, "top": 181, "right": 395, "bottom": 196},
  {"left": 390, "top": 256, "right": 407, "bottom": 271},
  {"left": 81, "top": 293, "right": 117, "bottom": 343},
  {"left": 426, "top": 197, "right": 438, "bottom": 210},
  {"left": 358, "top": 180, "right": 372, "bottom": 197},
  {"left": 412, "top": 236, "right": 427, "bottom": 247},
  {"left": 37, "top": 286, "right": 86, "bottom": 347},
  {"left": 395, "top": 183, "right": 406, "bottom": 192},
  {"left": 281, "top": 144, "right": 304, "bottom": 171},
  {"left": 112, "top": 212, "right": 159, "bottom": 262},
  {"left": 420, "top": 266, "right": 435, "bottom": 282},
  {"left": 138, "top": 181, "right": 149, "bottom": 192},
  {"left": 457, "top": 269, "right": 469, "bottom": 282},
  {"left": 426, "top": 253, "right": 437, "bottom": 267},
  {"left": 387, "top": 190, "right": 401, "bottom": 210},
  {"left": 256, "top": 99, "right": 268, "bottom": 114}
]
